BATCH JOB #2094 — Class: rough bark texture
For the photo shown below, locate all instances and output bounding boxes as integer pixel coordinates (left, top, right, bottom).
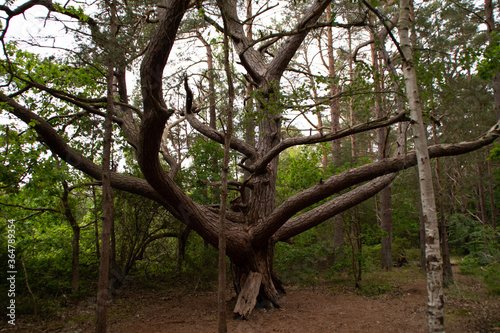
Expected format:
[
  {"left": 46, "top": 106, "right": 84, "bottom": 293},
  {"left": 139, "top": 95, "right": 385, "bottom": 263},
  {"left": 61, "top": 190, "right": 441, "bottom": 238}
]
[
  {"left": 399, "top": 1, "right": 444, "bottom": 331},
  {"left": 487, "top": 158, "right": 497, "bottom": 235}
]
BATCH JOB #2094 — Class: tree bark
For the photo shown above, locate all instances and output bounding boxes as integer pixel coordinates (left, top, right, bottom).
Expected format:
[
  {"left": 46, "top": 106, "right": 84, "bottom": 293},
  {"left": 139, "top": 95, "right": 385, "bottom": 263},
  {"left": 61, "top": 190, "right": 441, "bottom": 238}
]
[
  {"left": 231, "top": 242, "right": 284, "bottom": 308},
  {"left": 432, "top": 121, "right": 453, "bottom": 285},
  {"left": 485, "top": 0, "right": 500, "bottom": 121},
  {"left": 327, "top": 5, "right": 341, "bottom": 164},
  {"left": 487, "top": 157, "right": 497, "bottom": 237},
  {"left": 234, "top": 272, "right": 262, "bottom": 318},
  {"left": 96, "top": 2, "right": 117, "bottom": 330},
  {"left": 61, "top": 180, "right": 80, "bottom": 295},
  {"left": 399, "top": 1, "right": 444, "bottom": 331},
  {"left": 370, "top": 29, "right": 393, "bottom": 270},
  {"left": 348, "top": 28, "right": 356, "bottom": 160},
  {"left": 92, "top": 185, "right": 100, "bottom": 261},
  {"left": 217, "top": 21, "right": 235, "bottom": 332},
  {"left": 419, "top": 198, "right": 426, "bottom": 270}
]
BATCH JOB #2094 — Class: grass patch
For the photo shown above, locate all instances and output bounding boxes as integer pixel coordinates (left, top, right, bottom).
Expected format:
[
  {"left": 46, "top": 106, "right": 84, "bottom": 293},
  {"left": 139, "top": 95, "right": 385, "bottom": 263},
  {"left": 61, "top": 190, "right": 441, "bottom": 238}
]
[
  {"left": 358, "top": 281, "right": 393, "bottom": 297},
  {"left": 326, "top": 265, "right": 425, "bottom": 297}
]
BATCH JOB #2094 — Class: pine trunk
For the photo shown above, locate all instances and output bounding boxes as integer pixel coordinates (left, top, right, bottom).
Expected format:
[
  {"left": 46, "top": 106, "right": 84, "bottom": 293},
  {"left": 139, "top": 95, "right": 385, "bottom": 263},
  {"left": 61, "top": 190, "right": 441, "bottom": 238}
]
[
  {"left": 231, "top": 242, "right": 284, "bottom": 311},
  {"left": 97, "top": 3, "right": 117, "bottom": 330},
  {"left": 327, "top": 5, "right": 341, "bottom": 164},
  {"left": 371, "top": 32, "right": 393, "bottom": 270},
  {"left": 61, "top": 180, "right": 81, "bottom": 295},
  {"left": 432, "top": 119, "right": 453, "bottom": 285}
]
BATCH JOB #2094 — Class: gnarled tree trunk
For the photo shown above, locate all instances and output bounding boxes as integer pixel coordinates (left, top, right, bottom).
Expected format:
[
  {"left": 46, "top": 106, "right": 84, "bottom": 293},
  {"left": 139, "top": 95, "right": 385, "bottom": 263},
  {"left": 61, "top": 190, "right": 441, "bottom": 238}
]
[{"left": 231, "top": 241, "right": 284, "bottom": 309}]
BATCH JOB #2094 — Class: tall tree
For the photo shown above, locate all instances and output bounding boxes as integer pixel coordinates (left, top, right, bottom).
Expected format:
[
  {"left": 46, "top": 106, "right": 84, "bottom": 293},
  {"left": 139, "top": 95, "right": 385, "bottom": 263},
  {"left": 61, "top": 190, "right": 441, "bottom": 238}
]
[
  {"left": 370, "top": 28, "right": 393, "bottom": 270},
  {"left": 398, "top": 0, "right": 443, "bottom": 330},
  {"left": 1, "top": 0, "right": 499, "bottom": 318},
  {"left": 96, "top": 0, "right": 117, "bottom": 331},
  {"left": 485, "top": 0, "right": 500, "bottom": 121}
]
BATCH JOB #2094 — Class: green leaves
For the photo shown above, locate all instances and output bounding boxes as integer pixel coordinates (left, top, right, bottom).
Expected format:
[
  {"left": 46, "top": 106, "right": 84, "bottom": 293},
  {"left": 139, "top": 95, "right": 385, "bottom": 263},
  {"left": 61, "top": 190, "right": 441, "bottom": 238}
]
[
  {"left": 1, "top": 43, "right": 105, "bottom": 98},
  {"left": 53, "top": 2, "right": 90, "bottom": 22},
  {"left": 490, "top": 142, "right": 500, "bottom": 160},
  {"left": 478, "top": 33, "right": 500, "bottom": 81}
]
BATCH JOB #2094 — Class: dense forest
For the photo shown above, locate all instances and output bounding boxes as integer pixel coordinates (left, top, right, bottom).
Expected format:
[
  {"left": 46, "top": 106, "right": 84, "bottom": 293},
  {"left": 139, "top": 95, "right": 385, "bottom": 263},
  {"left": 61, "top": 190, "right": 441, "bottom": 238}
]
[{"left": 0, "top": 0, "right": 499, "bottom": 332}]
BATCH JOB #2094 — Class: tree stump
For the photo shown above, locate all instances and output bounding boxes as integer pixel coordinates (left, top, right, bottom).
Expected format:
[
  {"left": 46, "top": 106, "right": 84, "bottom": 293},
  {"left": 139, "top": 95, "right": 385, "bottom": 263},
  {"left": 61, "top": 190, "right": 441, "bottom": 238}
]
[{"left": 233, "top": 271, "right": 262, "bottom": 319}]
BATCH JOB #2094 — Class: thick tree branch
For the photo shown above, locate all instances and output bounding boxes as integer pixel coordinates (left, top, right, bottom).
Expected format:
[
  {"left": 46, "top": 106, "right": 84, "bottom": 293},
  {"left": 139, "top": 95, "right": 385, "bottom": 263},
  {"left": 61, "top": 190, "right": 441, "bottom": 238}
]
[
  {"left": 267, "top": 0, "right": 332, "bottom": 81},
  {"left": 0, "top": 91, "right": 178, "bottom": 216},
  {"left": 252, "top": 111, "right": 409, "bottom": 173},
  {"left": 215, "top": 0, "right": 268, "bottom": 83},
  {"left": 139, "top": 0, "right": 219, "bottom": 246},
  {"left": 253, "top": 120, "right": 500, "bottom": 244},
  {"left": 137, "top": 0, "right": 252, "bottom": 258},
  {"left": 273, "top": 173, "right": 397, "bottom": 242},
  {"left": 1, "top": 89, "right": 250, "bottom": 259},
  {"left": 185, "top": 107, "right": 258, "bottom": 159}
]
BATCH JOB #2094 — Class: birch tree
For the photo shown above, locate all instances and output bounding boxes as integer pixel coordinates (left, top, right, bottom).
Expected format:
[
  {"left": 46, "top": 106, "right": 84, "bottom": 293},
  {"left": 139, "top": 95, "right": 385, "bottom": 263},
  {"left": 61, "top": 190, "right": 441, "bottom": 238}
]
[{"left": 398, "top": 0, "right": 443, "bottom": 330}]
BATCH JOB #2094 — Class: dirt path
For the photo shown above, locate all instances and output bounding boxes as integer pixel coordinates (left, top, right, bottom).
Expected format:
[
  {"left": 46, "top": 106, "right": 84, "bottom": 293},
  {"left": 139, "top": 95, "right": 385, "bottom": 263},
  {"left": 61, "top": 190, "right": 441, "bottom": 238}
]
[
  {"left": 107, "top": 282, "right": 429, "bottom": 333},
  {"left": 4, "top": 267, "right": 499, "bottom": 332}
]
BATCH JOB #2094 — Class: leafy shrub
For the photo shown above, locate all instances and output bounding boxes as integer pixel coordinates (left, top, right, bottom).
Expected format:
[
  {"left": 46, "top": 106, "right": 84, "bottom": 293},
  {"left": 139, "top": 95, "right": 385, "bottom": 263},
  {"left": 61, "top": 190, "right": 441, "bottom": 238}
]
[
  {"left": 483, "top": 263, "right": 500, "bottom": 296},
  {"left": 275, "top": 228, "right": 333, "bottom": 284}
]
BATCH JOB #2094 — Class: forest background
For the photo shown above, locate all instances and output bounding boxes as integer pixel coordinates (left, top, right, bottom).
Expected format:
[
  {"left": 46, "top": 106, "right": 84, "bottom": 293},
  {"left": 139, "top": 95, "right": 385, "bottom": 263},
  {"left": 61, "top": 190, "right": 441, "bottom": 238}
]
[{"left": 0, "top": 0, "right": 499, "bottom": 331}]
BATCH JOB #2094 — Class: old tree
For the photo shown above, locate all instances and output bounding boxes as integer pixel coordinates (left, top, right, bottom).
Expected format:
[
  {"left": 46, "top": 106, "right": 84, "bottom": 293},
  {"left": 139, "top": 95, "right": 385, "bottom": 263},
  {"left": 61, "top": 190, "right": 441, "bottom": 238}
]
[{"left": 1, "top": 0, "right": 499, "bottom": 318}]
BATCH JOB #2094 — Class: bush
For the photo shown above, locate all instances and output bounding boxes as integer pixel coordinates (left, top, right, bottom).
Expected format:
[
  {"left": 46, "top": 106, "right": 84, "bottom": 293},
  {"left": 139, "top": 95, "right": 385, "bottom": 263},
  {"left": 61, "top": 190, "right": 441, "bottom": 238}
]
[
  {"left": 483, "top": 263, "right": 500, "bottom": 295},
  {"left": 275, "top": 228, "right": 334, "bottom": 284}
]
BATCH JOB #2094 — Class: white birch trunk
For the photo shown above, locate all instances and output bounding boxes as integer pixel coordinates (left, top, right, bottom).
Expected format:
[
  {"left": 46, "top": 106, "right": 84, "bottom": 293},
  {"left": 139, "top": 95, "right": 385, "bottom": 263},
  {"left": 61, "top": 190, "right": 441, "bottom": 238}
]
[{"left": 398, "top": 1, "right": 445, "bottom": 332}]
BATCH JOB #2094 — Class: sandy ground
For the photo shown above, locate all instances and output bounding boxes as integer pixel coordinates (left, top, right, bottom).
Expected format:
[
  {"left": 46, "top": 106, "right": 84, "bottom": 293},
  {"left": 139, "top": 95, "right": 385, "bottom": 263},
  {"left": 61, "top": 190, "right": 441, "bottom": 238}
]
[{"left": 3, "top": 267, "right": 499, "bottom": 332}]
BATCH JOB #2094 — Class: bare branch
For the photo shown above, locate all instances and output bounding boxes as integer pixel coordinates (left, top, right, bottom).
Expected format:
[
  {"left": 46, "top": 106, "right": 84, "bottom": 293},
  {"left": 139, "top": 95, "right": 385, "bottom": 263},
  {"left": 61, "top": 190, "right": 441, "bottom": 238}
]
[
  {"left": 273, "top": 174, "right": 397, "bottom": 242},
  {"left": 0, "top": 201, "right": 60, "bottom": 213},
  {"left": 252, "top": 111, "right": 410, "bottom": 173},
  {"left": 253, "top": 120, "right": 500, "bottom": 244},
  {"left": 361, "top": 0, "right": 405, "bottom": 61}
]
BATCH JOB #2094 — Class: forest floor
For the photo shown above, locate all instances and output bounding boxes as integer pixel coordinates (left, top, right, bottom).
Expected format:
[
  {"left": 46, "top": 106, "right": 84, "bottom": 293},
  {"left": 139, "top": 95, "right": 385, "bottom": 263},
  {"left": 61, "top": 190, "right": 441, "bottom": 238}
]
[{"left": 3, "top": 265, "right": 500, "bottom": 332}]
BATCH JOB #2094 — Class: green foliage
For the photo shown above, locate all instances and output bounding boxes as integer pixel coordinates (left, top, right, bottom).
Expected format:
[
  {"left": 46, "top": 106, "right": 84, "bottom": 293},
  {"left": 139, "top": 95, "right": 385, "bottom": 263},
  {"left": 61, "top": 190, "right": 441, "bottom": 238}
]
[
  {"left": 183, "top": 137, "right": 226, "bottom": 204},
  {"left": 451, "top": 212, "right": 500, "bottom": 295},
  {"left": 459, "top": 258, "right": 500, "bottom": 296},
  {"left": 483, "top": 263, "right": 500, "bottom": 296},
  {"left": 113, "top": 190, "right": 182, "bottom": 277},
  {"left": 448, "top": 214, "right": 498, "bottom": 258},
  {"left": 490, "top": 142, "right": 500, "bottom": 160},
  {"left": 275, "top": 227, "right": 334, "bottom": 284},
  {"left": 134, "top": 232, "right": 219, "bottom": 291},
  {"left": 478, "top": 33, "right": 500, "bottom": 81},
  {"left": 53, "top": 2, "right": 90, "bottom": 22},
  {"left": 276, "top": 146, "right": 323, "bottom": 203},
  {"left": 358, "top": 280, "right": 392, "bottom": 297},
  {"left": 1, "top": 44, "right": 104, "bottom": 99}
]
